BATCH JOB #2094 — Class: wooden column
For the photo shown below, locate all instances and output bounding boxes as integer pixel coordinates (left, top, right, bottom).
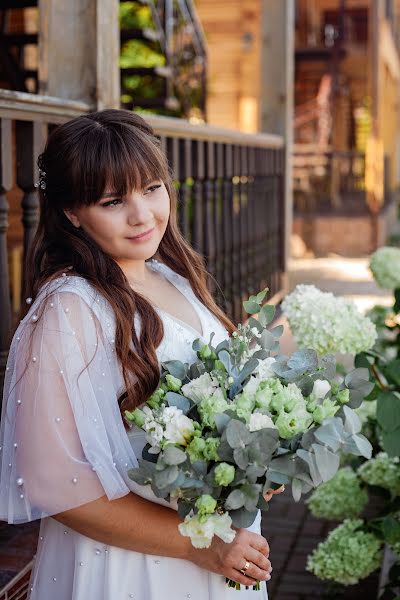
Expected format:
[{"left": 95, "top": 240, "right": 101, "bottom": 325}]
[
  {"left": 0, "top": 119, "right": 12, "bottom": 389},
  {"left": 260, "top": 0, "right": 294, "bottom": 285},
  {"left": 38, "top": 0, "right": 120, "bottom": 109}
]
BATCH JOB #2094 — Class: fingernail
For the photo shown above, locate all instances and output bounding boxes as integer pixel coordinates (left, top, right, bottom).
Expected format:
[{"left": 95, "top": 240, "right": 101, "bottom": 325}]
[{"left": 266, "top": 574, "right": 271, "bottom": 581}]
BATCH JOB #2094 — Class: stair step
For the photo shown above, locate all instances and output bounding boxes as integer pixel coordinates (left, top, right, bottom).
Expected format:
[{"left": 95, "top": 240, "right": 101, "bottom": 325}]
[
  {"left": 120, "top": 27, "right": 163, "bottom": 43},
  {"left": 121, "top": 65, "right": 173, "bottom": 78}
]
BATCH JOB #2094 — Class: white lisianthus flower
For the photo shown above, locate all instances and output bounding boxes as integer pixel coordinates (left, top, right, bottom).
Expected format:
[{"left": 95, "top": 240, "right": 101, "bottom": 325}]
[
  {"left": 209, "top": 512, "right": 236, "bottom": 544},
  {"left": 248, "top": 412, "right": 276, "bottom": 432},
  {"left": 178, "top": 514, "right": 216, "bottom": 548},
  {"left": 243, "top": 376, "right": 261, "bottom": 397},
  {"left": 281, "top": 285, "right": 377, "bottom": 355},
  {"left": 144, "top": 421, "right": 164, "bottom": 448},
  {"left": 162, "top": 407, "right": 195, "bottom": 446},
  {"left": 370, "top": 246, "right": 400, "bottom": 290},
  {"left": 312, "top": 379, "right": 331, "bottom": 400},
  {"left": 181, "top": 372, "right": 219, "bottom": 404},
  {"left": 255, "top": 357, "right": 277, "bottom": 379}
]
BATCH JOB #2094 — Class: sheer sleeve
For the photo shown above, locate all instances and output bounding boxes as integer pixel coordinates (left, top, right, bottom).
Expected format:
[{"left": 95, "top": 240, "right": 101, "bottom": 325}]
[{"left": 0, "top": 283, "right": 136, "bottom": 524}]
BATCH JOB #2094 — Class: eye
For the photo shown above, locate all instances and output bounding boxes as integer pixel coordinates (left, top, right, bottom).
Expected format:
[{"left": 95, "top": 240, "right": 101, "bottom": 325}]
[
  {"left": 101, "top": 198, "right": 122, "bottom": 207},
  {"left": 144, "top": 183, "right": 162, "bottom": 194}
]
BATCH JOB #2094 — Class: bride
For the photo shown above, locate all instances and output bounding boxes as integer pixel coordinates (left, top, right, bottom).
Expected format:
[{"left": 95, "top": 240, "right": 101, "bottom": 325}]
[{"left": 0, "top": 109, "right": 279, "bottom": 599}]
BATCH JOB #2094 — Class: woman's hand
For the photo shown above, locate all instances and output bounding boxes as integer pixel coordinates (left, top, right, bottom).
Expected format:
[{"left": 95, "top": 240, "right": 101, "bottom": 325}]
[
  {"left": 263, "top": 484, "right": 285, "bottom": 502},
  {"left": 188, "top": 529, "right": 272, "bottom": 586}
]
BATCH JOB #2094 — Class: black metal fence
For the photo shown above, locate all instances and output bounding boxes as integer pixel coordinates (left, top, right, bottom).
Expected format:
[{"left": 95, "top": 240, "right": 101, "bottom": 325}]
[{"left": 0, "top": 93, "right": 286, "bottom": 389}]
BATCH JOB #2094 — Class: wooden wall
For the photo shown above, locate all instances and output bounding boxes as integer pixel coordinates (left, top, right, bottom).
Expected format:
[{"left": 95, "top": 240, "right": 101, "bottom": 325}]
[{"left": 195, "top": 0, "right": 262, "bottom": 132}]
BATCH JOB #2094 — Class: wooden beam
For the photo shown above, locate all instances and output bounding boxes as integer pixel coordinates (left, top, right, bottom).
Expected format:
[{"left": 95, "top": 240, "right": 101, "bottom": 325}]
[{"left": 38, "top": 0, "right": 120, "bottom": 110}]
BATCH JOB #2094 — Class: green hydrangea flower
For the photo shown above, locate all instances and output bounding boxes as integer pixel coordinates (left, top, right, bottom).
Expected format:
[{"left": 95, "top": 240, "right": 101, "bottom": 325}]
[
  {"left": 282, "top": 285, "right": 377, "bottom": 355},
  {"left": 358, "top": 453, "right": 400, "bottom": 496},
  {"left": 214, "top": 463, "right": 235, "bottom": 486},
  {"left": 307, "top": 519, "right": 382, "bottom": 585},
  {"left": 370, "top": 246, "right": 400, "bottom": 290},
  {"left": 307, "top": 468, "right": 368, "bottom": 520}
]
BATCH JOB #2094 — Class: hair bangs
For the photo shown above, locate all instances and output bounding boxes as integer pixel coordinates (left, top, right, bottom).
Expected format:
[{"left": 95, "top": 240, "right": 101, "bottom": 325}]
[{"left": 70, "top": 122, "right": 170, "bottom": 207}]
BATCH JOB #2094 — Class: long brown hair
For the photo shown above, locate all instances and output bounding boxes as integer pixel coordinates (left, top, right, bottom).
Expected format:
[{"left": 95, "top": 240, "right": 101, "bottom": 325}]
[{"left": 24, "top": 109, "right": 235, "bottom": 415}]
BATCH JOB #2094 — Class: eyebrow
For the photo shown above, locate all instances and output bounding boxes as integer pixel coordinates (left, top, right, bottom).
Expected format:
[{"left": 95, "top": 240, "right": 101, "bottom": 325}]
[{"left": 100, "top": 179, "right": 161, "bottom": 200}]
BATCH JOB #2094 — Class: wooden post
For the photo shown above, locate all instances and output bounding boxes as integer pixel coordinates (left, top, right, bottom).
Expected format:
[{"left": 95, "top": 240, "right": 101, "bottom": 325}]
[
  {"left": 260, "top": 0, "right": 294, "bottom": 287},
  {"left": 38, "top": 0, "right": 120, "bottom": 110}
]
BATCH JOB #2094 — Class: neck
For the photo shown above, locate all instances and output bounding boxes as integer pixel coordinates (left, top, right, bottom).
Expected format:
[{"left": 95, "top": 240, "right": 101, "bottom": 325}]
[{"left": 116, "top": 258, "right": 149, "bottom": 284}]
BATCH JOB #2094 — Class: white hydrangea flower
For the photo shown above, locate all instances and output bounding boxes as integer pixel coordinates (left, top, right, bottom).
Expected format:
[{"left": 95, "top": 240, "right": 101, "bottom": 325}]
[
  {"left": 248, "top": 412, "right": 276, "bottom": 432},
  {"left": 370, "top": 246, "right": 400, "bottom": 290},
  {"left": 281, "top": 285, "right": 377, "bottom": 355},
  {"left": 181, "top": 372, "right": 219, "bottom": 404}
]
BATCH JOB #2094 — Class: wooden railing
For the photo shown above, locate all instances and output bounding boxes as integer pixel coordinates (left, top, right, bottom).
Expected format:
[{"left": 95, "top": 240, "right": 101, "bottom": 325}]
[{"left": 0, "top": 89, "right": 286, "bottom": 394}]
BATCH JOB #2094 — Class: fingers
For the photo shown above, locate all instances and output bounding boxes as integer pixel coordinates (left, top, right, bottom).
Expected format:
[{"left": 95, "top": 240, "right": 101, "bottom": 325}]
[
  {"left": 243, "top": 559, "right": 272, "bottom": 583},
  {"left": 263, "top": 484, "right": 285, "bottom": 502},
  {"left": 246, "top": 547, "right": 272, "bottom": 572},
  {"left": 225, "top": 568, "right": 260, "bottom": 587},
  {"left": 249, "top": 532, "right": 270, "bottom": 557}
]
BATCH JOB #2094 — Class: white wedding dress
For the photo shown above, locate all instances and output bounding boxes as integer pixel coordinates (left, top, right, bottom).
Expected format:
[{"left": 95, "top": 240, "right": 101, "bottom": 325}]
[{"left": 0, "top": 259, "right": 268, "bottom": 600}]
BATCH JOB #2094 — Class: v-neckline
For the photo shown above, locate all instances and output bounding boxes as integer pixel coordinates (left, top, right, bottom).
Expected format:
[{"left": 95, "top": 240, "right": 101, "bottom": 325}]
[{"left": 145, "top": 260, "right": 206, "bottom": 339}]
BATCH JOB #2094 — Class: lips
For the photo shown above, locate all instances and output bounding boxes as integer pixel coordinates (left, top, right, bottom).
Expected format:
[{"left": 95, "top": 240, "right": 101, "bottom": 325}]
[{"left": 127, "top": 227, "right": 155, "bottom": 240}]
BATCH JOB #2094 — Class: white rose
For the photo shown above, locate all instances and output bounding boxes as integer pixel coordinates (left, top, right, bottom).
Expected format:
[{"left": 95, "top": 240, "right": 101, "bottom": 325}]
[
  {"left": 256, "top": 357, "right": 277, "bottom": 379},
  {"left": 312, "top": 379, "right": 331, "bottom": 400},
  {"left": 164, "top": 412, "right": 195, "bottom": 445},
  {"left": 248, "top": 412, "right": 276, "bottom": 432}
]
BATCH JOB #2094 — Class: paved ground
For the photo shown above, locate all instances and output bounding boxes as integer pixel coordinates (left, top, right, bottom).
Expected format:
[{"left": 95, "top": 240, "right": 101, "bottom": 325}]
[{"left": 264, "top": 255, "right": 393, "bottom": 600}]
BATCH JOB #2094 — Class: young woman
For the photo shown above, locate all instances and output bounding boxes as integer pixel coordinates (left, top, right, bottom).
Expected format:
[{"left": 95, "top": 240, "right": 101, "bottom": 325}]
[{"left": 0, "top": 109, "right": 278, "bottom": 600}]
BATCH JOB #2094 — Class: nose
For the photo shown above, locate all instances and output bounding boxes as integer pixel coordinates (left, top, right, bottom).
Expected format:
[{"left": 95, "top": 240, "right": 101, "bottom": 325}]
[{"left": 126, "top": 191, "right": 153, "bottom": 225}]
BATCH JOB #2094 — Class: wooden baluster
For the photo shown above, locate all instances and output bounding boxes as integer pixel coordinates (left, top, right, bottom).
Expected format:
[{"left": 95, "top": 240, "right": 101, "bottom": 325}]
[
  {"left": 222, "top": 144, "right": 234, "bottom": 321},
  {"left": 232, "top": 145, "right": 241, "bottom": 323},
  {"left": 215, "top": 142, "right": 224, "bottom": 309},
  {"left": 247, "top": 147, "right": 257, "bottom": 295},
  {"left": 191, "top": 140, "right": 204, "bottom": 254},
  {"left": 239, "top": 145, "right": 249, "bottom": 316},
  {"left": 204, "top": 140, "right": 216, "bottom": 295},
  {"left": 0, "top": 118, "right": 13, "bottom": 396},
  {"left": 254, "top": 147, "right": 264, "bottom": 295},
  {"left": 178, "top": 138, "right": 191, "bottom": 242},
  {"left": 16, "top": 120, "right": 46, "bottom": 301}
]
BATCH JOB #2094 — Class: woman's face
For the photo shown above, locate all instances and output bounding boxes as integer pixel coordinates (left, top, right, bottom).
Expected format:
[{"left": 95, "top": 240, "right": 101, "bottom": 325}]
[{"left": 64, "top": 181, "right": 170, "bottom": 263}]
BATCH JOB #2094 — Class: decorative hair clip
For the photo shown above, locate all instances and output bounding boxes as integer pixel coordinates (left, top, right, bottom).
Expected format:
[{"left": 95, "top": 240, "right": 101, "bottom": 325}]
[{"left": 34, "top": 169, "right": 47, "bottom": 191}]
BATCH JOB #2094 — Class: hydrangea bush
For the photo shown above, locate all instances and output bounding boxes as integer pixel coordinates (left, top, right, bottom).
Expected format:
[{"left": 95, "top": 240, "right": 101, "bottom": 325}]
[
  {"left": 307, "top": 519, "right": 383, "bottom": 585},
  {"left": 281, "top": 285, "right": 377, "bottom": 355},
  {"left": 306, "top": 467, "right": 368, "bottom": 520},
  {"left": 369, "top": 246, "right": 400, "bottom": 290}
]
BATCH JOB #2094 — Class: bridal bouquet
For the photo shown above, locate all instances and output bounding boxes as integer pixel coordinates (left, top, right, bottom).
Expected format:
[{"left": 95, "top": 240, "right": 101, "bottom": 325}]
[{"left": 125, "top": 289, "right": 374, "bottom": 587}]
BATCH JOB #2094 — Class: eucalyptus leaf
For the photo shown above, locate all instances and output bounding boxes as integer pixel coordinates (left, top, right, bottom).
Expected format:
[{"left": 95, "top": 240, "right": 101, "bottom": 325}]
[
  {"left": 226, "top": 420, "right": 252, "bottom": 449},
  {"left": 264, "top": 470, "right": 290, "bottom": 485},
  {"left": 191, "top": 460, "right": 208, "bottom": 477},
  {"left": 214, "top": 412, "right": 231, "bottom": 434},
  {"left": 189, "top": 362, "right": 206, "bottom": 379},
  {"left": 287, "top": 349, "right": 318, "bottom": 373},
  {"left": 162, "top": 445, "right": 187, "bottom": 465},
  {"left": 234, "top": 447, "right": 250, "bottom": 470},
  {"left": 246, "top": 464, "right": 266, "bottom": 482},
  {"left": 218, "top": 350, "right": 233, "bottom": 375},
  {"left": 162, "top": 360, "right": 187, "bottom": 380},
  {"left": 256, "top": 289, "right": 269, "bottom": 304},
  {"left": 313, "top": 420, "right": 343, "bottom": 452},
  {"left": 257, "top": 494, "right": 270, "bottom": 511},
  {"left": 259, "top": 304, "right": 276, "bottom": 326},
  {"left": 243, "top": 300, "right": 261, "bottom": 315},
  {"left": 248, "top": 317, "right": 263, "bottom": 334},
  {"left": 270, "top": 325, "right": 284, "bottom": 338},
  {"left": 381, "top": 427, "right": 400, "bottom": 457},
  {"left": 154, "top": 465, "right": 180, "bottom": 489},
  {"left": 177, "top": 500, "right": 193, "bottom": 519},
  {"left": 259, "top": 330, "right": 276, "bottom": 351},
  {"left": 225, "top": 489, "right": 246, "bottom": 510},
  {"left": 215, "top": 340, "right": 230, "bottom": 353},
  {"left": 229, "top": 508, "right": 259, "bottom": 528},
  {"left": 343, "top": 405, "right": 362, "bottom": 434},
  {"left": 292, "top": 478, "right": 302, "bottom": 502},
  {"left": 312, "top": 443, "right": 340, "bottom": 482},
  {"left": 165, "top": 391, "right": 190, "bottom": 414}
]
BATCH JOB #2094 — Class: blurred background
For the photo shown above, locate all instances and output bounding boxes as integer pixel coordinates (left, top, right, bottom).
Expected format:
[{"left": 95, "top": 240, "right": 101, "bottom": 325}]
[{"left": 0, "top": 1, "right": 399, "bottom": 599}]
